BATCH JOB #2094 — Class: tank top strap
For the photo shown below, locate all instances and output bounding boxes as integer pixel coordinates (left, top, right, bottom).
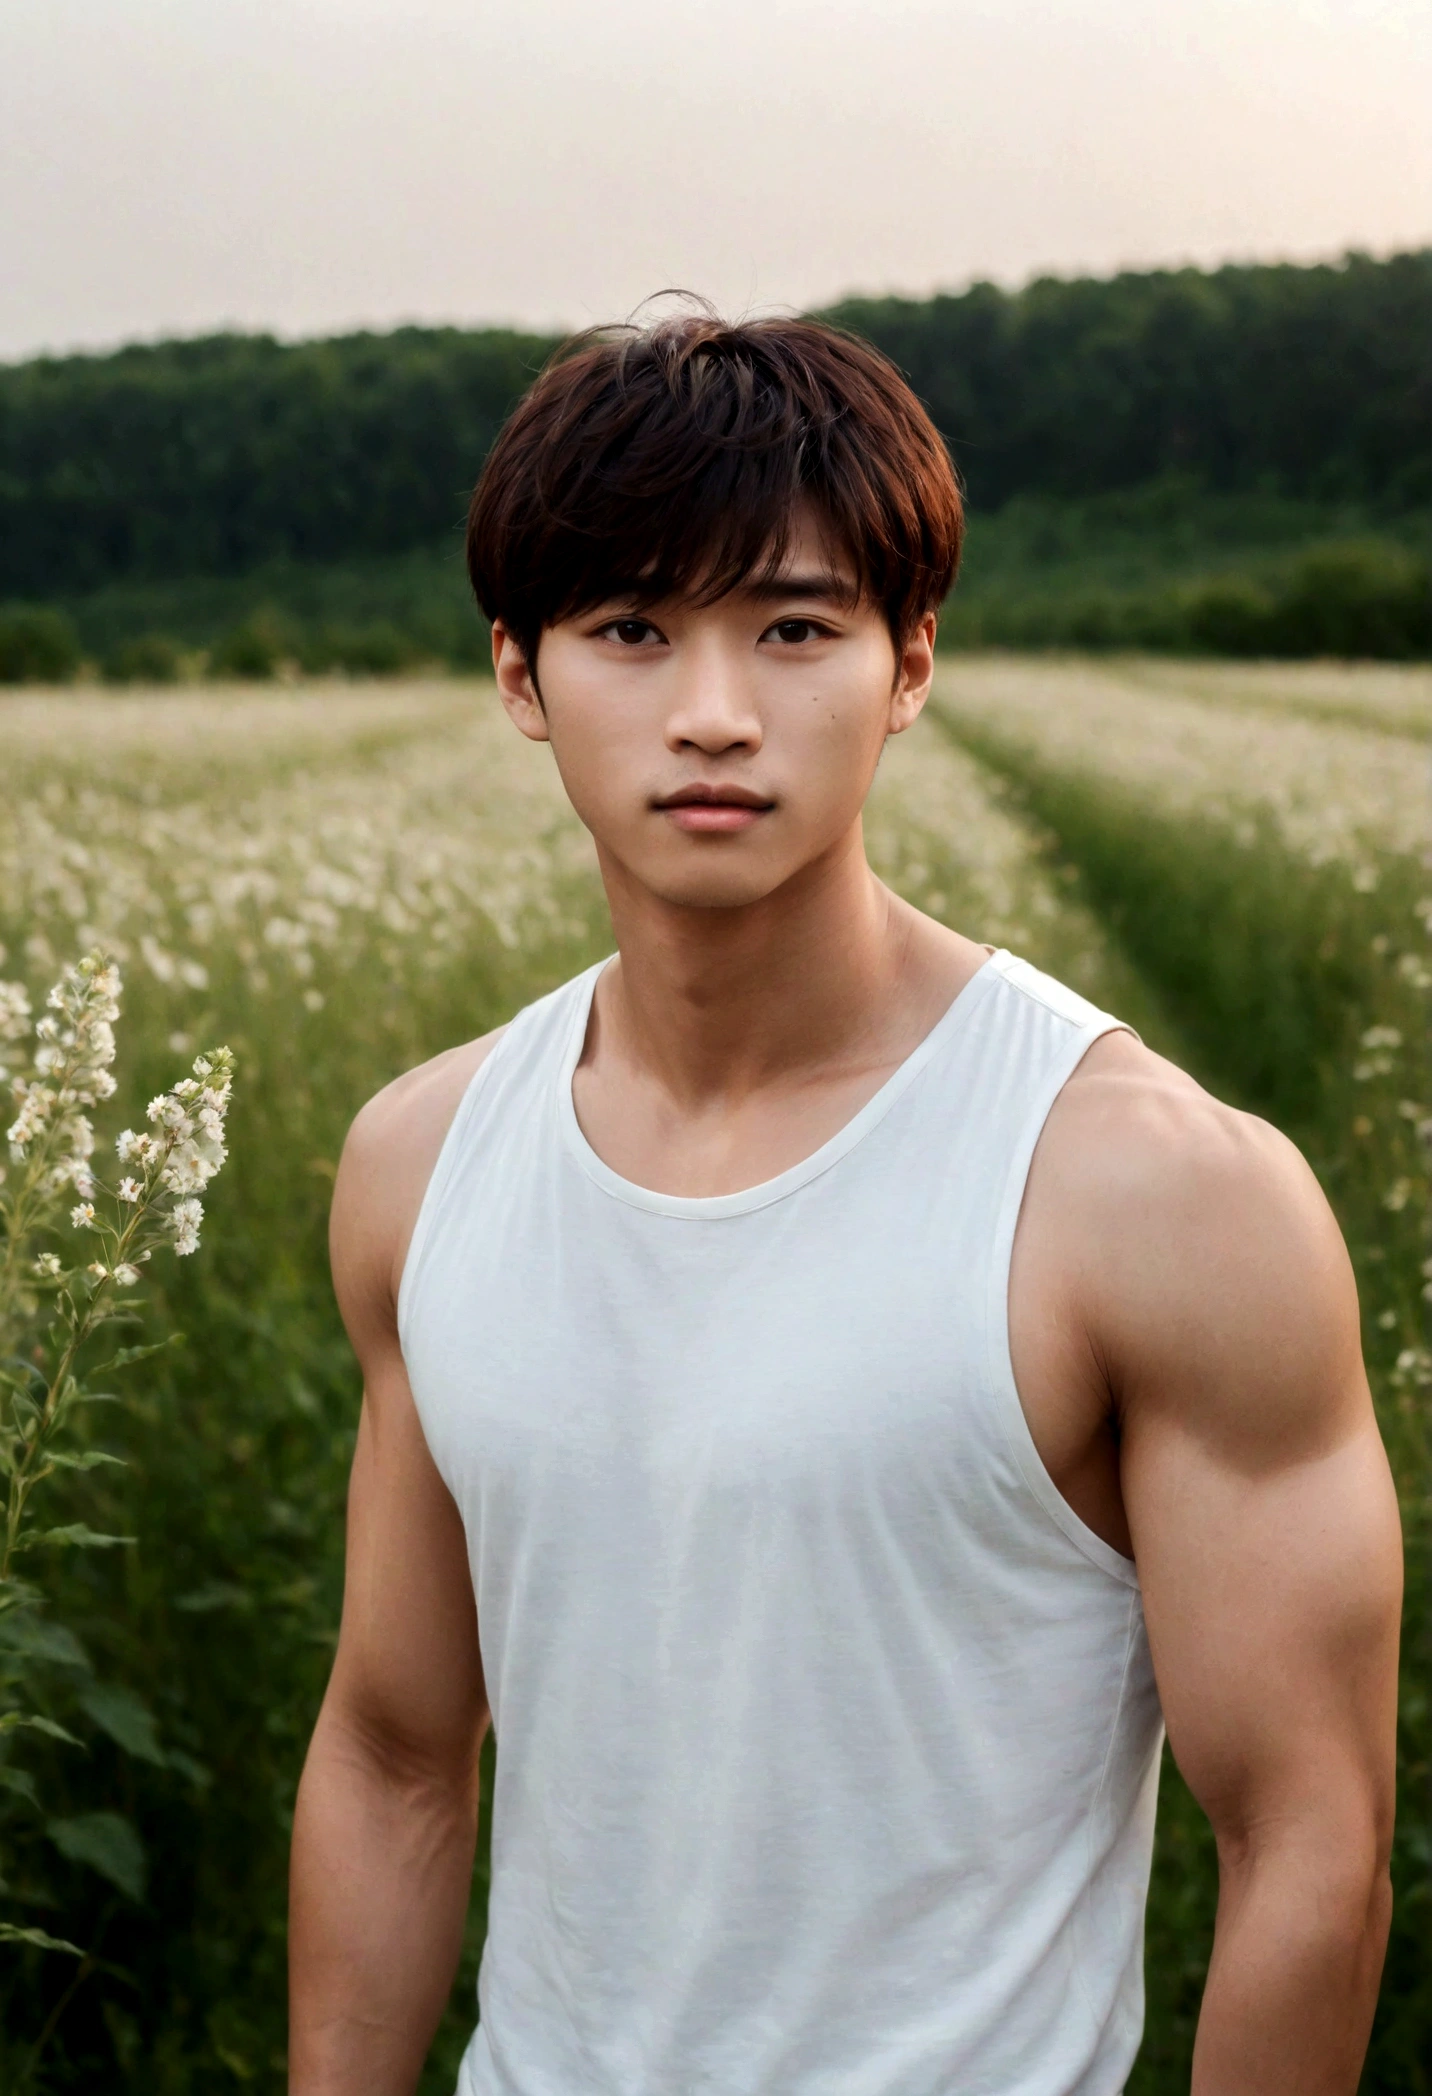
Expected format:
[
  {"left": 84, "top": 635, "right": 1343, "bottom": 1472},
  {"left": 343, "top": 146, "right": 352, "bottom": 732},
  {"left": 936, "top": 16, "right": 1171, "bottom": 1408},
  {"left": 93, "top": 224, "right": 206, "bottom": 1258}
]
[{"left": 397, "top": 960, "right": 607, "bottom": 1345}]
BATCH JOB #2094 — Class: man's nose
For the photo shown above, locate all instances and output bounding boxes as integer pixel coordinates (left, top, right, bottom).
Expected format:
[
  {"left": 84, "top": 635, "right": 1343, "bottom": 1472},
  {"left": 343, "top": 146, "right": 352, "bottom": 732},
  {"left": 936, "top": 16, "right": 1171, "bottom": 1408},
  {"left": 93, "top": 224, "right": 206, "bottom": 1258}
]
[{"left": 664, "top": 651, "right": 763, "bottom": 755}]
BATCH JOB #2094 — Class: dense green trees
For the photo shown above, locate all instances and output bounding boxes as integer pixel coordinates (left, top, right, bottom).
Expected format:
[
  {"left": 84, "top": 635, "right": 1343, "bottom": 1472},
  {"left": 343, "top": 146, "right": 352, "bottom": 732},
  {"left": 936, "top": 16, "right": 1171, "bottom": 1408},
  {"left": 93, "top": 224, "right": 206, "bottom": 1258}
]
[
  {"left": 0, "top": 328, "right": 555, "bottom": 598},
  {"left": 825, "top": 249, "right": 1432, "bottom": 512},
  {"left": 0, "top": 251, "right": 1427, "bottom": 663}
]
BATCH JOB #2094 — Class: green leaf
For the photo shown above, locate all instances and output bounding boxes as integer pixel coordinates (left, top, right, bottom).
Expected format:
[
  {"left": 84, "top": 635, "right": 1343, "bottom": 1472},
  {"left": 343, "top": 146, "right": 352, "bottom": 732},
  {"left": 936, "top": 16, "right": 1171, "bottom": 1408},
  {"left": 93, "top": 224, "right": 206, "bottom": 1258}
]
[
  {"left": 0, "top": 1922, "right": 82, "bottom": 1955},
  {"left": 44, "top": 1449, "right": 126, "bottom": 1474},
  {"left": 0, "top": 1766, "right": 39, "bottom": 1805},
  {"left": 46, "top": 1812, "right": 146, "bottom": 1902},
  {"left": 0, "top": 1714, "right": 81, "bottom": 1746},
  {"left": 174, "top": 1581, "right": 253, "bottom": 1615},
  {"left": 77, "top": 1681, "right": 164, "bottom": 1766},
  {"left": 0, "top": 1616, "right": 90, "bottom": 1669},
  {"left": 92, "top": 1336, "right": 182, "bottom": 1376},
  {"left": 19, "top": 1525, "right": 135, "bottom": 1553},
  {"left": 165, "top": 1748, "right": 212, "bottom": 1792}
]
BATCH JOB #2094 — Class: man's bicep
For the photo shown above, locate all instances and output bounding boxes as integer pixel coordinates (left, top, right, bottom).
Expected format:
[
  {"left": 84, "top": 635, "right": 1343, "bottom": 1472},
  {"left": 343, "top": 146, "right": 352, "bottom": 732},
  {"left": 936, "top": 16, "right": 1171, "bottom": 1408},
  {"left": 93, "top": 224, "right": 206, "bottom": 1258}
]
[
  {"left": 329, "top": 1344, "right": 488, "bottom": 1772},
  {"left": 1113, "top": 1125, "right": 1401, "bottom": 1850},
  {"left": 1128, "top": 1413, "right": 1399, "bottom": 1841}
]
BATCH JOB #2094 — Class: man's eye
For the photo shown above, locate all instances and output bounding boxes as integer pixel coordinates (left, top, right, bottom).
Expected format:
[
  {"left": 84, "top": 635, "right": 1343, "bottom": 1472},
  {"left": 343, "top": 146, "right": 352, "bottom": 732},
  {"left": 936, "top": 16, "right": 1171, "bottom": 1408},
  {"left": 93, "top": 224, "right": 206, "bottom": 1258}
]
[
  {"left": 769, "top": 618, "right": 824, "bottom": 644},
  {"left": 606, "top": 619, "right": 658, "bottom": 646}
]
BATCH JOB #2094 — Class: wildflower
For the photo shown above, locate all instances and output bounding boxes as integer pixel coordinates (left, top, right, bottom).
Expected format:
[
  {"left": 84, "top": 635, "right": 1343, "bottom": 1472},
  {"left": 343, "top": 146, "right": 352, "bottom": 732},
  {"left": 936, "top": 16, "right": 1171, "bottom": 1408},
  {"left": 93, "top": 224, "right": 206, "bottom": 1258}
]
[
  {"left": 1360, "top": 1026, "right": 1402, "bottom": 1050},
  {"left": 33, "top": 1252, "right": 63, "bottom": 1278},
  {"left": 0, "top": 980, "right": 30, "bottom": 1041},
  {"left": 112, "top": 1263, "right": 140, "bottom": 1287},
  {"left": 117, "top": 1177, "right": 141, "bottom": 1203},
  {"left": 69, "top": 1201, "right": 96, "bottom": 1229},
  {"left": 170, "top": 1198, "right": 203, "bottom": 1256},
  {"left": 161, "top": 1145, "right": 213, "bottom": 1195}
]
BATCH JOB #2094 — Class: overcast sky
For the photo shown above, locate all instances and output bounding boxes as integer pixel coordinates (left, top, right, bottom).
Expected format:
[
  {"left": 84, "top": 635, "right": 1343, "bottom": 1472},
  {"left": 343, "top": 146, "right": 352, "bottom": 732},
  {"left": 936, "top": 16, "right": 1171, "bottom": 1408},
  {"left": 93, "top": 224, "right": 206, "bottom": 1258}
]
[{"left": 2, "top": 0, "right": 1429, "bottom": 361}]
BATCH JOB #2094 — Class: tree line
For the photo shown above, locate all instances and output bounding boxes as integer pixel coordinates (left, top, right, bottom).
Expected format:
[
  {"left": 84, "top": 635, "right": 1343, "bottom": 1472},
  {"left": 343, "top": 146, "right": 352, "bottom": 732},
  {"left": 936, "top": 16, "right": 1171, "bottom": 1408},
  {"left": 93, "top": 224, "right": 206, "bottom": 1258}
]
[{"left": 1, "top": 251, "right": 1427, "bottom": 605}]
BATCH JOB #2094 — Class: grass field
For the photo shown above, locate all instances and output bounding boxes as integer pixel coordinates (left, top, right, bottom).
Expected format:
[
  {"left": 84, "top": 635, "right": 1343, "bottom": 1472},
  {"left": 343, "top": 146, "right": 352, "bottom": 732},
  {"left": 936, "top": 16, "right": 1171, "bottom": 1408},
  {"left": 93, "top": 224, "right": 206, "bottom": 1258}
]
[{"left": 1, "top": 662, "right": 1428, "bottom": 2089}]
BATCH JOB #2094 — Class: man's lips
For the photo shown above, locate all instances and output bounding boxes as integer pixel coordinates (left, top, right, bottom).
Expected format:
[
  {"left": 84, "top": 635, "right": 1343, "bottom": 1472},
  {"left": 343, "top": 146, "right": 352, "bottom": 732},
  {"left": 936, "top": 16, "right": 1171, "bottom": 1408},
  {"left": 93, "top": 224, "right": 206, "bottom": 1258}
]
[{"left": 653, "top": 785, "right": 775, "bottom": 834}]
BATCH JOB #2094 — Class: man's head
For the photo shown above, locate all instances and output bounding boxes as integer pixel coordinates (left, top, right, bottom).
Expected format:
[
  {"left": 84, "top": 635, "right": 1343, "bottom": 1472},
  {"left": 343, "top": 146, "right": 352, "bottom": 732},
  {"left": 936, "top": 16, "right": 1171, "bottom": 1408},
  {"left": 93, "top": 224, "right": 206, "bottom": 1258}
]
[{"left": 466, "top": 312, "right": 963, "bottom": 911}]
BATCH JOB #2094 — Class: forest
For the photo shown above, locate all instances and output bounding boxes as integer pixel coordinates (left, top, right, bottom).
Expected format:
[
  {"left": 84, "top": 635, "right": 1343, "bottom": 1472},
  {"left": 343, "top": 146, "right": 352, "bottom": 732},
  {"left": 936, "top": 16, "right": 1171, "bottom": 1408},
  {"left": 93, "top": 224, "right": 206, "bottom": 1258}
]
[{"left": 0, "top": 248, "right": 1429, "bottom": 675}]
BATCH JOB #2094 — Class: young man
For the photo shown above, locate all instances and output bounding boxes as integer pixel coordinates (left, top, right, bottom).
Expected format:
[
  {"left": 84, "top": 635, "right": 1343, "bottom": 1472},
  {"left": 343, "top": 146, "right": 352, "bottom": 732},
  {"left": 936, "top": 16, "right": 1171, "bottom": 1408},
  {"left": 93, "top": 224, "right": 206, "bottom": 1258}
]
[{"left": 289, "top": 316, "right": 1401, "bottom": 2095}]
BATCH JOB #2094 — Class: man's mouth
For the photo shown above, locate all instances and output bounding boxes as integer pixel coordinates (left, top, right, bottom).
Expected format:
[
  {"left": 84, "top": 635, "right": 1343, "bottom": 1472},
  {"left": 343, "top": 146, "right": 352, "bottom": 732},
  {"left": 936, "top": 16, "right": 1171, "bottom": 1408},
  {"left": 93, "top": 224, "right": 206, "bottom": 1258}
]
[{"left": 653, "top": 784, "right": 775, "bottom": 835}]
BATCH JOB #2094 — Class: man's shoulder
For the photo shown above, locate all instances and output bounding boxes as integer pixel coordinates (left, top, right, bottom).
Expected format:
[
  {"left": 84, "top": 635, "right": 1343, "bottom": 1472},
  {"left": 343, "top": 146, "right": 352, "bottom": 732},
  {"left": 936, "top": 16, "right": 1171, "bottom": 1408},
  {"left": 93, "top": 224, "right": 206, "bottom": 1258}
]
[
  {"left": 1039, "top": 1031, "right": 1367, "bottom": 1458},
  {"left": 347, "top": 1029, "right": 508, "bottom": 1178},
  {"left": 1046, "top": 1029, "right": 1292, "bottom": 1208},
  {"left": 331, "top": 1028, "right": 507, "bottom": 1336},
  {"left": 1036, "top": 1031, "right": 1361, "bottom": 1444}
]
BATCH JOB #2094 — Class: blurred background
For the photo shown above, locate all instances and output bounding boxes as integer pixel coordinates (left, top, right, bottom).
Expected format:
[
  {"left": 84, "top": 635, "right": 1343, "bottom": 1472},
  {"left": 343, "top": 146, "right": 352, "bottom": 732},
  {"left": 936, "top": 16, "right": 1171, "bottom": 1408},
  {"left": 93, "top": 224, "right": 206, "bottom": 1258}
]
[
  {"left": 1, "top": 0, "right": 1429, "bottom": 679},
  {"left": 1, "top": 4, "right": 1430, "bottom": 2092}
]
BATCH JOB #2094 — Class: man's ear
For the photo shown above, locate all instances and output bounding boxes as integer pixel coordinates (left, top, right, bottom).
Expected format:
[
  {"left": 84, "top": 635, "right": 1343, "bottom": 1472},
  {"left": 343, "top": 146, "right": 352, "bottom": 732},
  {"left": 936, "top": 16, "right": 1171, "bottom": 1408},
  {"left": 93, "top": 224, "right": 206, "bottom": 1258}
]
[
  {"left": 492, "top": 622, "right": 549, "bottom": 743},
  {"left": 887, "top": 611, "right": 937, "bottom": 737}
]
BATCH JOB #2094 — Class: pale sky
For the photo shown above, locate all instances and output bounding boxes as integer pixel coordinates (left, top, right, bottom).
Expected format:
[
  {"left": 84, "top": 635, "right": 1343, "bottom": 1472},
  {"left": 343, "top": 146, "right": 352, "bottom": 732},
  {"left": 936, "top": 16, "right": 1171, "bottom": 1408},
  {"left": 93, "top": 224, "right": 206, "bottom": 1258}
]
[{"left": 2, "top": 0, "right": 1429, "bottom": 361}]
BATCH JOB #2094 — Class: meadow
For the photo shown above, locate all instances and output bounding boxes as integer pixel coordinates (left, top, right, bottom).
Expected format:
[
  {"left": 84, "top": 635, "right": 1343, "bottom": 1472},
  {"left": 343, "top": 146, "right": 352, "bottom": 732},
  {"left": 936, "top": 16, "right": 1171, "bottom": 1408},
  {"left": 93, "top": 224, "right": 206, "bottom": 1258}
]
[{"left": 0, "top": 660, "right": 1428, "bottom": 2089}]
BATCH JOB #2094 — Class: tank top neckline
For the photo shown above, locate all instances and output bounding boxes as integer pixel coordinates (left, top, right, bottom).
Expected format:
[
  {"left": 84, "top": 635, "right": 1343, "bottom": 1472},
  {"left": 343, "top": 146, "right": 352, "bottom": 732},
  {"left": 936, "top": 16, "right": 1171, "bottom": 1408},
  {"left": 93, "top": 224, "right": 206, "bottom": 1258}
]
[{"left": 556, "top": 948, "right": 1008, "bottom": 1220}]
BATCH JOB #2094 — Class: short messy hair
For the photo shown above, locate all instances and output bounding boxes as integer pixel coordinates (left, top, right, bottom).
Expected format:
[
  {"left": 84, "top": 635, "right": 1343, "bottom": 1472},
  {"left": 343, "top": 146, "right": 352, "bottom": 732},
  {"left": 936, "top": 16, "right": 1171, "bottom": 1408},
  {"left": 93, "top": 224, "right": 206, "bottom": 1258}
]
[{"left": 465, "top": 310, "right": 964, "bottom": 667}]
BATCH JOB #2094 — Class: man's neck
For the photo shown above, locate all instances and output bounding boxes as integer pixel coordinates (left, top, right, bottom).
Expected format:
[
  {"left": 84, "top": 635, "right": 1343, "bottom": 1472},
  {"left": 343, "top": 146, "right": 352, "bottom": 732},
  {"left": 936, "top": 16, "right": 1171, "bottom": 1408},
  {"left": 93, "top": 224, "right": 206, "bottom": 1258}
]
[{"left": 591, "top": 822, "right": 979, "bottom": 1111}]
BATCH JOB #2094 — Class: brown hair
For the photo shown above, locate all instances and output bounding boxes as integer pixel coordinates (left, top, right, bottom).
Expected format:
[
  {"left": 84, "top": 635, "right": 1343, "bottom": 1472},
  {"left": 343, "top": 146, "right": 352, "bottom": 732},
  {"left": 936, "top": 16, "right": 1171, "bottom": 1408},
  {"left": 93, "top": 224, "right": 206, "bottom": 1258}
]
[{"left": 465, "top": 310, "right": 963, "bottom": 667}]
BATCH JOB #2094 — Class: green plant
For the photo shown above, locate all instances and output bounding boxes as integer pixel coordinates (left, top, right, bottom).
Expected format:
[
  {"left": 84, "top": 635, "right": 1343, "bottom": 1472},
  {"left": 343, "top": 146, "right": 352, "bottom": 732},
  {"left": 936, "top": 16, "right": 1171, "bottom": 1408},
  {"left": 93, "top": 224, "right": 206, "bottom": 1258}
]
[
  {"left": 99, "top": 634, "right": 183, "bottom": 686},
  {"left": 0, "top": 955, "right": 234, "bottom": 1976},
  {"left": 208, "top": 612, "right": 290, "bottom": 681},
  {"left": 0, "top": 609, "right": 81, "bottom": 686}
]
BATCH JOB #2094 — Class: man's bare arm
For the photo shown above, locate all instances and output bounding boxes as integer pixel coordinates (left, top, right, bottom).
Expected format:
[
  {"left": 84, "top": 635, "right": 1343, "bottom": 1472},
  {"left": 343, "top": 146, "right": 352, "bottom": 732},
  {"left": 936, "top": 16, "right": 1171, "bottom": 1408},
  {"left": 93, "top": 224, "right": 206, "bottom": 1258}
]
[
  {"left": 1071, "top": 1056, "right": 1401, "bottom": 2093},
  {"left": 289, "top": 1038, "right": 500, "bottom": 2095}
]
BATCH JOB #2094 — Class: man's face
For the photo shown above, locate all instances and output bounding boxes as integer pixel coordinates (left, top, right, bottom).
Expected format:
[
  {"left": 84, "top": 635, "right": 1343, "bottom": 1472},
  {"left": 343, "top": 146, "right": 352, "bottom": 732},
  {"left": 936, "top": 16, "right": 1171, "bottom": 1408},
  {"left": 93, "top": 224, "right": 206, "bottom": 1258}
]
[{"left": 492, "top": 510, "right": 937, "bottom": 912}]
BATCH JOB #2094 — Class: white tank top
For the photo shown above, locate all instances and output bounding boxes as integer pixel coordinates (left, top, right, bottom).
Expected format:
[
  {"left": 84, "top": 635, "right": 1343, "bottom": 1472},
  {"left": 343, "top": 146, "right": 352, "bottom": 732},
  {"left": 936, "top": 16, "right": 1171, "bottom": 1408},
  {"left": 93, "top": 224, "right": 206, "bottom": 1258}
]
[{"left": 398, "top": 949, "right": 1165, "bottom": 2096}]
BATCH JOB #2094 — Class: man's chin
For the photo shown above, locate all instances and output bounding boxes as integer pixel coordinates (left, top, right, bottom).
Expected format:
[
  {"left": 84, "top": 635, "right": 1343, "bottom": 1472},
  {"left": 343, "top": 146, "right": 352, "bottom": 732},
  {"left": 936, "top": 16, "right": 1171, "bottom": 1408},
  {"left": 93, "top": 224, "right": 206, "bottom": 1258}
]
[{"left": 651, "top": 874, "right": 791, "bottom": 913}]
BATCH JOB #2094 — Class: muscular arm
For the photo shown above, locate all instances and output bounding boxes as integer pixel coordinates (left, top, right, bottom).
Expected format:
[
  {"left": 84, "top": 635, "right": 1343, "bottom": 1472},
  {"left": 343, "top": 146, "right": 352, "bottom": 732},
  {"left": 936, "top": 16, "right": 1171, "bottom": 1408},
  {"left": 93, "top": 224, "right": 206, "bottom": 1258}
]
[
  {"left": 289, "top": 1039, "right": 500, "bottom": 2095},
  {"left": 1059, "top": 1050, "right": 1401, "bottom": 2092}
]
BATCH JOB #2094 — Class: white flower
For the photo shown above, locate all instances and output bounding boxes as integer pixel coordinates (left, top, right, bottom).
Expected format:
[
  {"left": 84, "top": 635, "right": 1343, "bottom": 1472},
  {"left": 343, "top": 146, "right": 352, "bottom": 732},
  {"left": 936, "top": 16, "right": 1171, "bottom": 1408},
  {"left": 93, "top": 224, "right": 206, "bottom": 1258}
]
[
  {"left": 69, "top": 1201, "right": 96, "bottom": 1228},
  {"left": 113, "top": 1262, "right": 140, "bottom": 1287},
  {"left": 116, "top": 1128, "right": 141, "bottom": 1161},
  {"left": 161, "top": 1145, "right": 212, "bottom": 1195},
  {"left": 33, "top": 1252, "right": 63, "bottom": 1278},
  {"left": 117, "top": 1176, "right": 141, "bottom": 1203},
  {"left": 0, "top": 980, "right": 30, "bottom": 1044},
  {"left": 171, "top": 1197, "right": 204, "bottom": 1255}
]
